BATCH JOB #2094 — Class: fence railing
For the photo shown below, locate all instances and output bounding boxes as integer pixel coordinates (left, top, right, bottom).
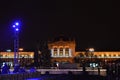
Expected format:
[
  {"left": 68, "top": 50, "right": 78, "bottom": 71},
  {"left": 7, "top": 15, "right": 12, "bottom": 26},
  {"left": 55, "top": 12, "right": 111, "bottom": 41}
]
[{"left": 0, "top": 72, "right": 41, "bottom": 80}]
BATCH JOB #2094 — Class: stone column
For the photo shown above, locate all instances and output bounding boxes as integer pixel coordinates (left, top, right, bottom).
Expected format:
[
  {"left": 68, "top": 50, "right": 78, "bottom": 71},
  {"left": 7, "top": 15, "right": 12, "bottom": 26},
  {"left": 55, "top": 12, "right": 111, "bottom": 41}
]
[
  {"left": 51, "top": 49, "right": 54, "bottom": 57},
  {"left": 69, "top": 49, "right": 72, "bottom": 57},
  {"left": 63, "top": 48, "right": 65, "bottom": 57},
  {"left": 57, "top": 48, "right": 59, "bottom": 57}
]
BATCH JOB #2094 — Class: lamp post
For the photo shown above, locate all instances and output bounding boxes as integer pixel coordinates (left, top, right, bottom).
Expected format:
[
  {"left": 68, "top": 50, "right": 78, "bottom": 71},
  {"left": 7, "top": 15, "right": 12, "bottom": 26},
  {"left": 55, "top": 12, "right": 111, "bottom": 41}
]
[
  {"left": 89, "top": 48, "right": 94, "bottom": 67},
  {"left": 12, "top": 22, "right": 20, "bottom": 66}
]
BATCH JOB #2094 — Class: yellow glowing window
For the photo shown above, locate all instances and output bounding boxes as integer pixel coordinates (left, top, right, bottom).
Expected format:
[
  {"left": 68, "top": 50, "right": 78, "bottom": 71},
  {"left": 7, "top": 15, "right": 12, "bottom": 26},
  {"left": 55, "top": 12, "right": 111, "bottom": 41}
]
[
  {"left": 60, "top": 48, "right": 63, "bottom": 56},
  {"left": 54, "top": 48, "right": 57, "bottom": 56},
  {"left": 109, "top": 54, "right": 111, "bottom": 57},
  {"left": 113, "top": 54, "right": 116, "bottom": 57},
  {"left": 65, "top": 48, "right": 69, "bottom": 56},
  {"left": 104, "top": 54, "right": 107, "bottom": 57}
]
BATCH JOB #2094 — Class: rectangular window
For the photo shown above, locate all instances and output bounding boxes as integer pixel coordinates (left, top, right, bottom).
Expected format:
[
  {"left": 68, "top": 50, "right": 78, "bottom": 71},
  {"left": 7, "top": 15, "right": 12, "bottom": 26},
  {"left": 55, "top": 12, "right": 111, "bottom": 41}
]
[
  {"left": 59, "top": 48, "right": 63, "bottom": 56},
  {"left": 54, "top": 48, "right": 57, "bottom": 56},
  {"left": 65, "top": 48, "right": 69, "bottom": 56}
]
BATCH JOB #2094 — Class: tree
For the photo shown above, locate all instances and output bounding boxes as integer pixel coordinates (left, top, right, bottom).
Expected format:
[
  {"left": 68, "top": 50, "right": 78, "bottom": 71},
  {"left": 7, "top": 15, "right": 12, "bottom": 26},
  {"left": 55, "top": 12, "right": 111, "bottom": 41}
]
[
  {"left": 0, "top": 55, "right": 3, "bottom": 74},
  {"left": 41, "top": 48, "right": 51, "bottom": 68},
  {"left": 74, "top": 53, "right": 84, "bottom": 63},
  {"left": 84, "top": 50, "right": 89, "bottom": 57},
  {"left": 40, "top": 42, "right": 51, "bottom": 68},
  {"left": 34, "top": 49, "right": 40, "bottom": 68},
  {"left": 20, "top": 57, "right": 25, "bottom": 67},
  {"left": 34, "top": 41, "right": 51, "bottom": 68},
  {"left": 0, "top": 54, "right": 3, "bottom": 64},
  {"left": 73, "top": 56, "right": 79, "bottom": 63},
  {"left": 79, "top": 53, "right": 85, "bottom": 64}
]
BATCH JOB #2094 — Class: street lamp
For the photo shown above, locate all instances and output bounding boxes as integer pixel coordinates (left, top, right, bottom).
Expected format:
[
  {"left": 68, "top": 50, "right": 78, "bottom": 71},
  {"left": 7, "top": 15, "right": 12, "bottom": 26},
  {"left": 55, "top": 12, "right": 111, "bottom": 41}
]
[
  {"left": 89, "top": 48, "right": 94, "bottom": 67},
  {"left": 12, "top": 22, "right": 20, "bottom": 66}
]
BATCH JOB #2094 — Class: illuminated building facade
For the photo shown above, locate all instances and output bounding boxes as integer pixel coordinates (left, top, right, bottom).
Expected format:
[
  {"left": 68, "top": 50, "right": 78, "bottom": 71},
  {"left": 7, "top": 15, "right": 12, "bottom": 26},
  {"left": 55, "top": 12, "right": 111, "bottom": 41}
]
[
  {"left": 48, "top": 38, "right": 76, "bottom": 63},
  {"left": 48, "top": 38, "right": 120, "bottom": 64},
  {"left": 0, "top": 52, "right": 34, "bottom": 67}
]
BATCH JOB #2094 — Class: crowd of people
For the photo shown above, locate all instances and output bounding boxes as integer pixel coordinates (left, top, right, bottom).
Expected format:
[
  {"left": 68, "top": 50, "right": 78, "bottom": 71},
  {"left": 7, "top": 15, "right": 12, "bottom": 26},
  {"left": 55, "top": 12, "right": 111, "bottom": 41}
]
[{"left": 0, "top": 62, "right": 36, "bottom": 74}]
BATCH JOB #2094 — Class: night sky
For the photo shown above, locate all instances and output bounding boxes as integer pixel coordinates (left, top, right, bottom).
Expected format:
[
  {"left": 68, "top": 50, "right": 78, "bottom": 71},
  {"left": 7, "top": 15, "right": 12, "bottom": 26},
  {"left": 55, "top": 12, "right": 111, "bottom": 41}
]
[{"left": 0, "top": 0, "right": 120, "bottom": 51}]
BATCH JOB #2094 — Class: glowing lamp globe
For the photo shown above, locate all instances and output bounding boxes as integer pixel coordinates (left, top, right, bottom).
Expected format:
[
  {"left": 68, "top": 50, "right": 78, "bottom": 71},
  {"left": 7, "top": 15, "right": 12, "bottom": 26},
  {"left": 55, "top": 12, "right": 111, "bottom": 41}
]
[
  {"left": 15, "top": 28, "right": 19, "bottom": 31},
  {"left": 15, "top": 22, "right": 19, "bottom": 26},
  {"left": 13, "top": 25, "right": 16, "bottom": 28}
]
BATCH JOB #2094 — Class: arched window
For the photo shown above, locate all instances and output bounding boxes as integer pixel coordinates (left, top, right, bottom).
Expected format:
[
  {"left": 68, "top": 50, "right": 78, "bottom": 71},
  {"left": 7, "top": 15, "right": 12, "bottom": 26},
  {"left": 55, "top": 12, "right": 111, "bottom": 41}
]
[
  {"left": 113, "top": 54, "right": 116, "bottom": 57},
  {"left": 65, "top": 48, "right": 69, "bottom": 56},
  {"left": 109, "top": 54, "right": 111, "bottom": 57},
  {"left": 99, "top": 55, "right": 101, "bottom": 58},
  {"left": 54, "top": 48, "right": 57, "bottom": 56},
  {"left": 59, "top": 48, "right": 63, "bottom": 56},
  {"left": 118, "top": 54, "right": 120, "bottom": 57},
  {"left": 104, "top": 54, "right": 107, "bottom": 57}
]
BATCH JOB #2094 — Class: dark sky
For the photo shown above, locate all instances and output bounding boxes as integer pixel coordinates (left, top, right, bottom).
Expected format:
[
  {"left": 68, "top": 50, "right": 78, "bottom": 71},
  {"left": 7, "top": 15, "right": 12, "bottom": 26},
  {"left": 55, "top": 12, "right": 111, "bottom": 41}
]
[{"left": 0, "top": 0, "right": 120, "bottom": 51}]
